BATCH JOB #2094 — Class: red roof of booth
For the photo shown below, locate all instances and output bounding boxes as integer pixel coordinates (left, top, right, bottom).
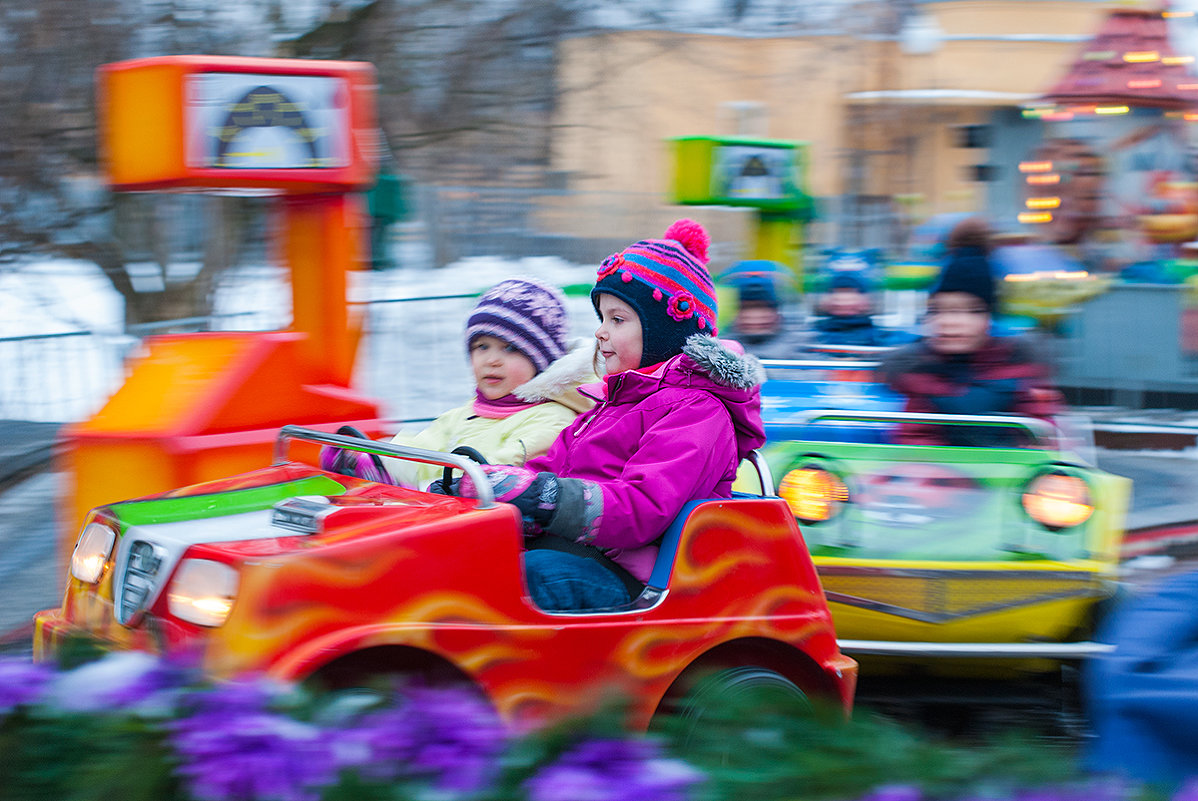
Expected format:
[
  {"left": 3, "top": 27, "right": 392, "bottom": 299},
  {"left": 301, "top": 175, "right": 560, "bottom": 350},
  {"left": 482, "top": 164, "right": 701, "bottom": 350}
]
[{"left": 1041, "top": 7, "right": 1198, "bottom": 110}]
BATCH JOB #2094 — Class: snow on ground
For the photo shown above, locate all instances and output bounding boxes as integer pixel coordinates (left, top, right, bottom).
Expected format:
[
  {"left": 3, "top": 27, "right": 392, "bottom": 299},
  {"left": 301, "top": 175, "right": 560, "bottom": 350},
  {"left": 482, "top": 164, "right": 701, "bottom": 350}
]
[
  {"left": 0, "top": 255, "right": 598, "bottom": 424},
  {"left": 0, "top": 259, "right": 125, "bottom": 338}
]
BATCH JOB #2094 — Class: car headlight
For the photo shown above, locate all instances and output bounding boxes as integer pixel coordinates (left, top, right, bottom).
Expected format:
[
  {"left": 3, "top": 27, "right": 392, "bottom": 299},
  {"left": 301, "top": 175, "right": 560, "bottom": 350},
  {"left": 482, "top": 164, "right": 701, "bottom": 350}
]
[
  {"left": 70, "top": 522, "right": 117, "bottom": 584},
  {"left": 167, "top": 559, "right": 239, "bottom": 627},
  {"left": 1022, "top": 471, "right": 1093, "bottom": 530},
  {"left": 778, "top": 466, "right": 849, "bottom": 524}
]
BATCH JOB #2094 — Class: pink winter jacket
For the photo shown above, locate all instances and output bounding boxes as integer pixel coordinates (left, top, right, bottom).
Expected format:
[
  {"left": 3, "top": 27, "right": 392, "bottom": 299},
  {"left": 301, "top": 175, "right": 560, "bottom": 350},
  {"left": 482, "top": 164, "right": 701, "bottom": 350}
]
[{"left": 525, "top": 335, "right": 767, "bottom": 582}]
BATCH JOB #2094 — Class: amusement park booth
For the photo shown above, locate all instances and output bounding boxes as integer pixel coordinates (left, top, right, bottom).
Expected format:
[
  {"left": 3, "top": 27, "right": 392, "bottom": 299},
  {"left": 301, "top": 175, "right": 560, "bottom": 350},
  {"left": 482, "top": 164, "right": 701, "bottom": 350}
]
[
  {"left": 60, "top": 55, "right": 391, "bottom": 553},
  {"left": 1011, "top": 7, "right": 1198, "bottom": 406}
]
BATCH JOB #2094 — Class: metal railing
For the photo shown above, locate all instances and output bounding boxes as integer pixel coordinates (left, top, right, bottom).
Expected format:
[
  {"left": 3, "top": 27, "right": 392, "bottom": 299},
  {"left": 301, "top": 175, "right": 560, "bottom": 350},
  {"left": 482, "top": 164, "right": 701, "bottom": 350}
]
[
  {"left": 0, "top": 289, "right": 599, "bottom": 425},
  {"left": 0, "top": 330, "right": 130, "bottom": 422},
  {"left": 788, "top": 409, "right": 1059, "bottom": 446}
]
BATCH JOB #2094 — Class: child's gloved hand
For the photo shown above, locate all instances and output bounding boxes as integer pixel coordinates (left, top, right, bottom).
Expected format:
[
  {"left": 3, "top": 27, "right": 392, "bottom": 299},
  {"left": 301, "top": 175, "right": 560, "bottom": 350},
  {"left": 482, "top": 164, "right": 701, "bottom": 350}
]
[
  {"left": 318, "top": 445, "right": 395, "bottom": 485},
  {"left": 454, "top": 465, "right": 558, "bottom": 531},
  {"left": 457, "top": 464, "right": 537, "bottom": 502}
]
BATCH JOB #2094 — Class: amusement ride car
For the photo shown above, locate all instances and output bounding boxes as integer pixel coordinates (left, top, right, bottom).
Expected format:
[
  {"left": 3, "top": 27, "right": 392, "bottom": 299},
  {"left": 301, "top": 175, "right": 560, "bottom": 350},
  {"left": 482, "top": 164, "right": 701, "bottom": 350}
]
[
  {"left": 35, "top": 426, "right": 857, "bottom": 732},
  {"left": 752, "top": 350, "right": 1130, "bottom": 728}
]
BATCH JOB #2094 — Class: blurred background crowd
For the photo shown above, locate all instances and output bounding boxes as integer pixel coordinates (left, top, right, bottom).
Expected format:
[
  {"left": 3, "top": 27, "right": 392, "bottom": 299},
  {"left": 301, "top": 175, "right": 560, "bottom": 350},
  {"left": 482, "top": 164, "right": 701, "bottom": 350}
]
[{"left": 8, "top": 0, "right": 1198, "bottom": 422}]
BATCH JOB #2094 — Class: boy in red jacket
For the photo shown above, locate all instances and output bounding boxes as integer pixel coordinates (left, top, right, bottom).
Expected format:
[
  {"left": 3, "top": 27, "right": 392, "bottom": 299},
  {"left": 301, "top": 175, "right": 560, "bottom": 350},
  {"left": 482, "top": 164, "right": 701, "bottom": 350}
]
[{"left": 879, "top": 235, "right": 1060, "bottom": 446}]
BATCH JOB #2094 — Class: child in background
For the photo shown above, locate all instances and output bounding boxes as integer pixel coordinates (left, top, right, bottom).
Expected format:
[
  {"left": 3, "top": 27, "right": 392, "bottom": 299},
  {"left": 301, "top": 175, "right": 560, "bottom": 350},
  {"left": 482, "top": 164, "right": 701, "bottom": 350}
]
[
  {"left": 442, "top": 220, "right": 767, "bottom": 612},
  {"left": 324, "top": 278, "right": 595, "bottom": 488},
  {"left": 879, "top": 228, "right": 1060, "bottom": 446},
  {"left": 809, "top": 255, "right": 911, "bottom": 348},
  {"left": 721, "top": 267, "right": 807, "bottom": 360},
  {"left": 812, "top": 270, "right": 885, "bottom": 346}
]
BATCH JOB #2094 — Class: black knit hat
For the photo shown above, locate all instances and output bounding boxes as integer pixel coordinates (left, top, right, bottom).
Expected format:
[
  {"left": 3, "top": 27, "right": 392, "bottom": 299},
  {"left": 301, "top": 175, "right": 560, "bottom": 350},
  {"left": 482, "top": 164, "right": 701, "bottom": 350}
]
[
  {"left": 737, "top": 274, "right": 779, "bottom": 307},
  {"left": 932, "top": 246, "right": 996, "bottom": 310},
  {"left": 828, "top": 269, "right": 873, "bottom": 294}
]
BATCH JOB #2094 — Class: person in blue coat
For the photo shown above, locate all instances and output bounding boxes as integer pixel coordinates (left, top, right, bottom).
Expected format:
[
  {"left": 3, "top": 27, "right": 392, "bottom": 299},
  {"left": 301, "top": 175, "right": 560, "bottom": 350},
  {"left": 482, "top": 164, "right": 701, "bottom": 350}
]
[{"left": 1085, "top": 569, "right": 1198, "bottom": 787}]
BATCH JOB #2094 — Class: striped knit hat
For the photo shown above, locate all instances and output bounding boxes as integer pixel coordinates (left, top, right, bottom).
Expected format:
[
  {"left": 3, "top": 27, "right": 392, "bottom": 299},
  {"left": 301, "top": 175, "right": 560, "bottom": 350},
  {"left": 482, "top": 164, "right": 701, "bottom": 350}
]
[
  {"left": 465, "top": 278, "right": 569, "bottom": 374},
  {"left": 591, "top": 219, "right": 717, "bottom": 368}
]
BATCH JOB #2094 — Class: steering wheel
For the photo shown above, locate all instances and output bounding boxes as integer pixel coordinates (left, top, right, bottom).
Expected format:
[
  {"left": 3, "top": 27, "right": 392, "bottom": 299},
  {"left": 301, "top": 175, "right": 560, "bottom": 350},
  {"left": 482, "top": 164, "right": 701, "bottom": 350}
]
[
  {"left": 332, "top": 425, "right": 388, "bottom": 480},
  {"left": 441, "top": 446, "right": 489, "bottom": 496}
]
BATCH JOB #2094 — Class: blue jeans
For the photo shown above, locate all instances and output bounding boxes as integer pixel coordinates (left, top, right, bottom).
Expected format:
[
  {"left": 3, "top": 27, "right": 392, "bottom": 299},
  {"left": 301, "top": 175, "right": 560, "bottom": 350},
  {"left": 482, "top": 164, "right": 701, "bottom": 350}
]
[{"left": 524, "top": 549, "right": 632, "bottom": 611}]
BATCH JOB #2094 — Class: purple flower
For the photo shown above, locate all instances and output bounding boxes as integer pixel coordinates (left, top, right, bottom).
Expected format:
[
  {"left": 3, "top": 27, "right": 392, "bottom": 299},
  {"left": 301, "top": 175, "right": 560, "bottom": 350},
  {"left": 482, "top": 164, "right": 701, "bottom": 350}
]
[
  {"left": 525, "top": 737, "right": 705, "bottom": 801},
  {"left": 49, "top": 651, "right": 189, "bottom": 714},
  {"left": 1175, "top": 778, "right": 1198, "bottom": 801},
  {"left": 333, "top": 685, "right": 506, "bottom": 792},
  {"left": 859, "top": 786, "right": 923, "bottom": 801},
  {"left": 0, "top": 657, "right": 53, "bottom": 714},
  {"left": 170, "top": 677, "right": 337, "bottom": 801}
]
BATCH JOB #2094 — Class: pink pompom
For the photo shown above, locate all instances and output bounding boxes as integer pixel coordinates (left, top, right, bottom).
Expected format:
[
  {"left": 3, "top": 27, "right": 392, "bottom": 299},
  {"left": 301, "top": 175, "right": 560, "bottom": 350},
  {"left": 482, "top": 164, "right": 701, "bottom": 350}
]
[
  {"left": 653, "top": 288, "right": 663, "bottom": 301},
  {"left": 663, "top": 219, "right": 710, "bottom": 264}
]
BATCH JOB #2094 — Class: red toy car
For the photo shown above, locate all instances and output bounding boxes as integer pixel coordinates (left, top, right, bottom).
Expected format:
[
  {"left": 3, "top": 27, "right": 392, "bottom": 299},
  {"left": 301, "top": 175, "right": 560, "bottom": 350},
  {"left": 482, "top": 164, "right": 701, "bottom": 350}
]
[{"left": 36, "top": 426, "right": 856, "bottom": 730}]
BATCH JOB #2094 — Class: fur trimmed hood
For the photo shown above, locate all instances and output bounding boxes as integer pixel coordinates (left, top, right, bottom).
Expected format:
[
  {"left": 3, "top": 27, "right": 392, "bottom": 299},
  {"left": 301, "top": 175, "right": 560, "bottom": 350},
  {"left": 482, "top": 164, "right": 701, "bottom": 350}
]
[
  {"left": 680, "top": 333, "right": 767, "bottom": 390},
  {"left": 583, "top": 333, "right": 766, "bottom": 463},
  {"left": 514, "top": 338, "right": 597, "bottom": 413}
]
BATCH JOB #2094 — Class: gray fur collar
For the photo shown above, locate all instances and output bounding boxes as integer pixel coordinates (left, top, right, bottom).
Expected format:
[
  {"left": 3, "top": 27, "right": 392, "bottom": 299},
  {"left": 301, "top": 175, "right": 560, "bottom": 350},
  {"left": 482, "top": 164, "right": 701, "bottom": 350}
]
[
  {"left": 682, "top": 334, "right": 767, "bottom": 390},
  {"left": 514, "top": 338, "right": 597, "bottom": 405}
]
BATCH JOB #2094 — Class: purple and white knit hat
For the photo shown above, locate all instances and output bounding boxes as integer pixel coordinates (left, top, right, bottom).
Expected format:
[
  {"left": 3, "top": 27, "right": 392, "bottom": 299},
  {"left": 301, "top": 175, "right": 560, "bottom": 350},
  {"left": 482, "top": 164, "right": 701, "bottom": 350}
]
[
  {"left": 465, "top": 278, "right": 569, "bottom": 373},
  {"left": 591, "top": 219, "right": 718, "bottom": 368}
]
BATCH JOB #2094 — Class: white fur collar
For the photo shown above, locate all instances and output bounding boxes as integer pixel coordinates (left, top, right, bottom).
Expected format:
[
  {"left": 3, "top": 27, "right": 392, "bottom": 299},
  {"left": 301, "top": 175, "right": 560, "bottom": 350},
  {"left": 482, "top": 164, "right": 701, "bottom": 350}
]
[{"left": 514, "top": 338, "right": 598, "bottom": 411}]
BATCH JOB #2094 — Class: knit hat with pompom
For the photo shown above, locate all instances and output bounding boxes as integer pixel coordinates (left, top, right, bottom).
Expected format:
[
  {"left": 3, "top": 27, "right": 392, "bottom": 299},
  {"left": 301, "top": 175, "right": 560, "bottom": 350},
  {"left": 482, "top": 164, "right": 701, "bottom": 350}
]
[
  {"left": 466, "top": 278, "right": 569, "bottom": 374},
  {"left": 591, "top": 219, "right": 717, "bottom": 368}
]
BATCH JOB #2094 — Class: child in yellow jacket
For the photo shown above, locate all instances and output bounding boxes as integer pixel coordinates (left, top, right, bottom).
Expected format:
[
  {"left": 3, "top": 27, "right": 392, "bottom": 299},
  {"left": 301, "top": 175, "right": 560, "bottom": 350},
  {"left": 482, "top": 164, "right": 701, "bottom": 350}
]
[{"left": 324, "top": 278, "right": 594, "bottom": 488}]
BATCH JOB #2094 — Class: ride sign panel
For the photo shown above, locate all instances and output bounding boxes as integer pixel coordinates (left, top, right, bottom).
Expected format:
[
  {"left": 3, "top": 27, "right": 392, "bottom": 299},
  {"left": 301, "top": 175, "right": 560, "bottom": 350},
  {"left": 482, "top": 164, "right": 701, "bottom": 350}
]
[
  {"left": 712, "top": 143, "right": 799, "bottom": 202},
  {"left": 99, "top": 55, "right": 377, "bottom": 193},
  {"left": 185, "top": 73, "right": 351, "bottom": 171},
  {"left": 671, "top": 135, "right": 811, "bottom": 213}
]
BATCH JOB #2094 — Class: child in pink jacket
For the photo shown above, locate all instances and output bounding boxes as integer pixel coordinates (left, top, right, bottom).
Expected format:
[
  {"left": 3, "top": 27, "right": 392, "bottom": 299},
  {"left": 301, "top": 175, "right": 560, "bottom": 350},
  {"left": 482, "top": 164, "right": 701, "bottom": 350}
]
[{"left": 444, "top": 220, "right": 767, "bottom": 611}]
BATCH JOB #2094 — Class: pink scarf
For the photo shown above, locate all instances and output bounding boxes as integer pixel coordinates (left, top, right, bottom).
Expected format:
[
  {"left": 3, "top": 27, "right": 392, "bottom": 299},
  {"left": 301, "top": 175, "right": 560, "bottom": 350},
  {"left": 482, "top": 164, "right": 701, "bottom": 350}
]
[{"left": 472, "top": 390, "right": 543, "bottom": 419}]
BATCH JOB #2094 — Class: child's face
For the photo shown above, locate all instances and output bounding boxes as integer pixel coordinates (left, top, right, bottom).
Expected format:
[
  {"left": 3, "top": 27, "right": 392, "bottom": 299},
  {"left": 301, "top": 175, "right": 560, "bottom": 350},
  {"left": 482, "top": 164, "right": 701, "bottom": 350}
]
[
  {"left": 925, "top": 291, "right": 991, "bottom": 355},
  {"left": 734, "top": 301, "right": 781, "bottom": 336},
  {"left": 821, "top": 287, "right": 872, "bottom": 317},
  {"left": 595, "top": 293, "right": 643, "bottom": 374},
  {"left": 470, "top": 335, "right": 537, "bottom": 399}
]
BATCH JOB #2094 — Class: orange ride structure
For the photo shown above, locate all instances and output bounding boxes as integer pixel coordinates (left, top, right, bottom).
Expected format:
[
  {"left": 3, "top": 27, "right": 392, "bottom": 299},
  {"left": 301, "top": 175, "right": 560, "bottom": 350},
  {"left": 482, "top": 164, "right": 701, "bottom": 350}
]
[{"left": 60, "top": 55, "right": 391, "bottom": 561}]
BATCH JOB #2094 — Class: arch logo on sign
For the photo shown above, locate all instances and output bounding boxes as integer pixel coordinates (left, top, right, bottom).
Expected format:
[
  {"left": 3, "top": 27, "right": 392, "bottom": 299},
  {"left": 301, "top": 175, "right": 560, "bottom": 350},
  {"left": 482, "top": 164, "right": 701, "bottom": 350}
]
[{"left": 185, "top": 73, "right": 350, "bottom": 170}]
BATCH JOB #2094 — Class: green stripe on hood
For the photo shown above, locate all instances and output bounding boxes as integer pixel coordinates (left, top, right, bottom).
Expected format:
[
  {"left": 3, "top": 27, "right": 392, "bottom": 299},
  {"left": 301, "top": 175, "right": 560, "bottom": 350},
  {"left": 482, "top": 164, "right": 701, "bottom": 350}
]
[{"left": 110, "top": 475, "right": 347, "bottom": 528}]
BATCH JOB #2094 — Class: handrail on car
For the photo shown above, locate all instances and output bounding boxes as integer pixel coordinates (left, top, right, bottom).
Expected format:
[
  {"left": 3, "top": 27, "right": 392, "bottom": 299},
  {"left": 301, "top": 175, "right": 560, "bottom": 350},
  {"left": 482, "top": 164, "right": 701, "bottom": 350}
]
[
  {"left": 790, "top": 409, "right": 1058, "bottom": 445},
  {"left": 803, "top": 343, "right": 897, "bottom": 356},
  {"left": 743, "top": 449, "right": 776, "bottom": 496},
  {"left": 760, "top": 358, "right": 881, "bottom": 370},
  {"left": 273, "top": 425, "right": 496, "bottom": 509},
  {"left": 759, "top": 344, "right": 898, "bottom": 373}
]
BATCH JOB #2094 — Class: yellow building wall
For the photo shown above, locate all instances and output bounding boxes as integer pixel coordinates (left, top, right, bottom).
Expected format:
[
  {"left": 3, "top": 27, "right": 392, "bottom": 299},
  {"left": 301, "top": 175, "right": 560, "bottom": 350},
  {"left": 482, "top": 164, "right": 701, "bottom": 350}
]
[{"left": 550, "top": 0, "right": 1117, "bottom": 238}]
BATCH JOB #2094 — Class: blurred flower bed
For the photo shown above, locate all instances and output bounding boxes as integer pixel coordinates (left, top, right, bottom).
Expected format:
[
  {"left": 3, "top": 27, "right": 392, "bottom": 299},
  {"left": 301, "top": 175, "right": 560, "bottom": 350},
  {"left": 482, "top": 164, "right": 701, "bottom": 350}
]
[{"left": 0, "top": 645, "right": 1193, "bottom": 801}]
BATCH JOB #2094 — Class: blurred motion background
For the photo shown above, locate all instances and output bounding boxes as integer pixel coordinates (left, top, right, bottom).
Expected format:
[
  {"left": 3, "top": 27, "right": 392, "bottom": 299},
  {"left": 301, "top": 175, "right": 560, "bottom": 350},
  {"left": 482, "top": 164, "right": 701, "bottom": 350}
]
[{"left": 8, "top": 0, "right": 1198, "bottom": 424}]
